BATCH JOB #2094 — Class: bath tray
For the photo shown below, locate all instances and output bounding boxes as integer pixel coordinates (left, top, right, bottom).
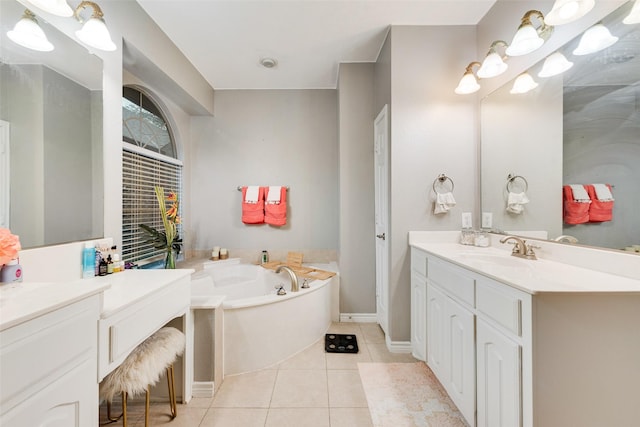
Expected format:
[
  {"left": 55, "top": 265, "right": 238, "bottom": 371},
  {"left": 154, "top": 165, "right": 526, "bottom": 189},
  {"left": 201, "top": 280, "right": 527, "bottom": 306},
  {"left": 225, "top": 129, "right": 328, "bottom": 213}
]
[{"left": 325, "top": 333, "right": 359, "bottom": 353}]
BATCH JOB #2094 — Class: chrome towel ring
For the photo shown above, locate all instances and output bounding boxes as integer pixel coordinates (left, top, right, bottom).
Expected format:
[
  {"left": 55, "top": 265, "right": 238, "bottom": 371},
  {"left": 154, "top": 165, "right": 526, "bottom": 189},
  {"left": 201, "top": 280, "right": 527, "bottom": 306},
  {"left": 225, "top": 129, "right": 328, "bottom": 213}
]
[
  {"left": 506, "top": 174, "right": 528, "bottom": 193},
  {"left": 433, "top": 173, "right": 455, "bottom": 194}
]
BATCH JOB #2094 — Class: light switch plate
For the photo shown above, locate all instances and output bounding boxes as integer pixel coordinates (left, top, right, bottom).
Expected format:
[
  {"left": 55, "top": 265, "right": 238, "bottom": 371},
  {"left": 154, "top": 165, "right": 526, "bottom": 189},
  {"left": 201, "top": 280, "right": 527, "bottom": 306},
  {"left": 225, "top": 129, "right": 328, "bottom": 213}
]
[
  {"left": 482, "top": 212, "right": 493, "bottom": 229},
  {"left": 461, "top": 212, "right": 472, "bottom": 229}
]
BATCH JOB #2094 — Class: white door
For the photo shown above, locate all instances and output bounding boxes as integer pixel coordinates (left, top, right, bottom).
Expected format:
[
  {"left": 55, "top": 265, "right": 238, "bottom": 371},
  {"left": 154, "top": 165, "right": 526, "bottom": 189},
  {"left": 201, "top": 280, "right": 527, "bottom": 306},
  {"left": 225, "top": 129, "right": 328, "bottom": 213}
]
[
  {"left": 374, "top": 105, "right": 389, "bottom": 335},
  {"left": 0, "top": 120, "right": 10, "bottom": 229}
]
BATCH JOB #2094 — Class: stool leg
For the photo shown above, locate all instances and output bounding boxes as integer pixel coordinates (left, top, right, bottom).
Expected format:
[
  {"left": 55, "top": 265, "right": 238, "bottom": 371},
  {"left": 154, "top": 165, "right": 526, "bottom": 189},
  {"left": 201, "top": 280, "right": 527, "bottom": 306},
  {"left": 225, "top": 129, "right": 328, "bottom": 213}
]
[
  {"left": 105, "top": 399, "right": 123, "bottom": 423},
  {"left": 145, "top": 386, "right": 150, "bottom": 427},
  {"left": 167, "top": 364, "right": 177, "bottom": 419},
  {"left": 122, "top": 392, "right": 128, "bottom": 427}
]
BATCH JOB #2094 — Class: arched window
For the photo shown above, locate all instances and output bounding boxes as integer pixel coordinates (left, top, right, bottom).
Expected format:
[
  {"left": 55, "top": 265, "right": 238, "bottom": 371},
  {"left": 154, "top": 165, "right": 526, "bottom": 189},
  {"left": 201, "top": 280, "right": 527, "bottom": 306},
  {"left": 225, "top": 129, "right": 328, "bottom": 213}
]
[{"left": 121, "top": 86, "right": 182, "bottom": 265}]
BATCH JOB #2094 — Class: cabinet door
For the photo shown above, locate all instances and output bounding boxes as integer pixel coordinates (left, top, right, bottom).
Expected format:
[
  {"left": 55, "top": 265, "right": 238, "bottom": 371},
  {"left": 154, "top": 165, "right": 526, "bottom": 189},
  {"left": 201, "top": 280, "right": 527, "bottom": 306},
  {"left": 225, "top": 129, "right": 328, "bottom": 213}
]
[
  {"left": 445, "top": 296, "right": 476, "bottom": 426},
  {"left": 477, "top": 319, "right": 522, "bottom": 427},
  {"left": 427, "top": 284, "right": 446, "bottom": 379},
  {"left": 411, "top": 272, "right": 427, "bottom": 361}
]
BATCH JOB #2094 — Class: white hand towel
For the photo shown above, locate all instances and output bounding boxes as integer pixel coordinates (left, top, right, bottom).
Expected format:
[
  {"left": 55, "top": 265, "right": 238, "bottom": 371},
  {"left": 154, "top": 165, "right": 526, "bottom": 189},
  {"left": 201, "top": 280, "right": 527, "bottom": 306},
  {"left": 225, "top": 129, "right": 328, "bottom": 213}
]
[
  {"left": 569, "top": 184, "right": 590, "bottom": 202},
  {"left": 434, "top": 192, "right": 456, "bottom": 215},
  {"left": 244, "top": 186, "right": 260, "bottom": 203},
  {"left": 266, "top": 186, "right": 282, "bottom": 204},
  {"left": 592, "top": 183, "right": 614, "bottom": 201},
  {"left": 506, "top": 191, "right": 530, "bottom": 214}
]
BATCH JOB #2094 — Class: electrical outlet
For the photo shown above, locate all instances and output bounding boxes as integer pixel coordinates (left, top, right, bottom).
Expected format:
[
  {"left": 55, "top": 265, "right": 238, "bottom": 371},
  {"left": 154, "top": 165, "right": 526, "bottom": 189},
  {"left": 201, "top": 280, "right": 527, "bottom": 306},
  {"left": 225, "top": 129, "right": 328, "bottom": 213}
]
[
  {"left": 461, "top": 212, "right": 472, "bottom": 229},
  {"left": 482, "top": 212, "right": 493, "bottom": 229}
]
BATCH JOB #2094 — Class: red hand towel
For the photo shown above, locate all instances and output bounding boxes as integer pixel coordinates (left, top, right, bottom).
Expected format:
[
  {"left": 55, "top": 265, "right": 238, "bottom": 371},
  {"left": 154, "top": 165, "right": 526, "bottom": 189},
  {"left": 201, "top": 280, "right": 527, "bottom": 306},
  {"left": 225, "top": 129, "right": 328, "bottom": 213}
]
[
  {"left": 585, "top": 184, "right": 614, "bottom": 222},
  {"left": 265, "top": 187, "right": 287, "bottom": 226},
  {"left": 242, "top": 186, "right": 265, "bottom": 224},
  {"left": 563, "top": 185, "right": 590, "bottom": 224}
]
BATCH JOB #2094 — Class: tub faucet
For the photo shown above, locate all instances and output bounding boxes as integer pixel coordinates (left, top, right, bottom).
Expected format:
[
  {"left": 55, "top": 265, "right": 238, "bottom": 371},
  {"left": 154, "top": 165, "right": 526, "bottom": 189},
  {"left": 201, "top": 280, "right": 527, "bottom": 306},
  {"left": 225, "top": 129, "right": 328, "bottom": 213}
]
[
  {"left": 500, "top": 235, "right": 538, "bottom": 260},
  {"left": 275, "top": 266, "right": 299, "bottom": 292}
]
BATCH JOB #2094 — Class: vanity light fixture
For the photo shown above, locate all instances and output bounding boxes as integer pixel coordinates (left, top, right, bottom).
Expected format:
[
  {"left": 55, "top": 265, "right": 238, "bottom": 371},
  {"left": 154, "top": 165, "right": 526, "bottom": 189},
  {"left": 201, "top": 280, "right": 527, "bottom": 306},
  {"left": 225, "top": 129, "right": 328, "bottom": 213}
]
[
  {"left": 572, "top": 23, "right": 618, "bottom": 55},
  {"left": 6, "top": 9, "right": 54, "bottom": 52},
  {"left": 505, "top": 10, "right": 554, "bottom": 57},
  {"left": 544, "top": 0, "right": 594, "bottom": 26},
  {"left": 623, "top": 0, "right": 640, "bottom": 25},
  {"left": 510, "top": 72, "right": 538, "bottom": 94},
  {"left": 27, "top": 0, "right": 73, "bottom": 17},
  {"left": 74, "top": 1, "right": 116, "bottom": 51},
  {"left": 454, "top": 61, "right": 481, "bottom": 95},
  {"left": 538, "top": 52, "right": 574, "bottom": 77},
  {"left": 477, "top": 40, "right": 508, "bottom": 79}
]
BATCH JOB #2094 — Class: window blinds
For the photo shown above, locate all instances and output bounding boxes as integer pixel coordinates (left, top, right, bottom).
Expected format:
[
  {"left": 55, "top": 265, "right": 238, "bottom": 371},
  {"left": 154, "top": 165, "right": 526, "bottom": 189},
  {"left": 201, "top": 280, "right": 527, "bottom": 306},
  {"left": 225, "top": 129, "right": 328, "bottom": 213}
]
[{"left": 122, "top": 145, "right": 182, "bottom": 264}]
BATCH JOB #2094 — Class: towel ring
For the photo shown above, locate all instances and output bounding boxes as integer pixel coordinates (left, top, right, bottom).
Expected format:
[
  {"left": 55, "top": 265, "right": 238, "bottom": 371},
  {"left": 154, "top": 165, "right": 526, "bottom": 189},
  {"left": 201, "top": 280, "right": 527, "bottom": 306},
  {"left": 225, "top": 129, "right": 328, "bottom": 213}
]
[
  {"left": 506, "top": 174, "right": 528, "bottom": 193},
  {"left": 433, "top": 174, "right": 454, "bottom": 194}
]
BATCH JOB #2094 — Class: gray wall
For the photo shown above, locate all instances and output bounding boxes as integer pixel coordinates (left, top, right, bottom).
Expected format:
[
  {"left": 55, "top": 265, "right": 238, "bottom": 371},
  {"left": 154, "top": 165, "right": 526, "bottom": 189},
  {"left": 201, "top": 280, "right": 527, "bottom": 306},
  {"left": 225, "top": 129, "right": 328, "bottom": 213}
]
[
  {"left": 337, "top": 63, "right": 376, "bottom": 314},
  {"left": 190, "top": 90, "right": 339, "bottom": 258}
]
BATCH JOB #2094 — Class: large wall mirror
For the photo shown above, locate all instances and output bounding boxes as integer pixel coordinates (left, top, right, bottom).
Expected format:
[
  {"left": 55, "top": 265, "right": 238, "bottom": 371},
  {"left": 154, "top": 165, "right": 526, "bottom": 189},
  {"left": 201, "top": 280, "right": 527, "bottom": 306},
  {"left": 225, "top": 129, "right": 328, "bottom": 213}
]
[
  {"left": 481, "top": 1, "right": 639, "bottom": 252},
  {"left": 0, "top": 0, "right": 103, "bottom": 249}
]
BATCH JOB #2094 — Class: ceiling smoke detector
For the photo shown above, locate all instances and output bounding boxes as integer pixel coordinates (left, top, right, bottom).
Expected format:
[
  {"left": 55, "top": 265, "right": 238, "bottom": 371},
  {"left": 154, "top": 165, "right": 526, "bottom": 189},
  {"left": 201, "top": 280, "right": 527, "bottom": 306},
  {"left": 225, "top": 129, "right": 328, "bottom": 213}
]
[{"left": 260, "top": 57, "right": 277, "bottom": 68}]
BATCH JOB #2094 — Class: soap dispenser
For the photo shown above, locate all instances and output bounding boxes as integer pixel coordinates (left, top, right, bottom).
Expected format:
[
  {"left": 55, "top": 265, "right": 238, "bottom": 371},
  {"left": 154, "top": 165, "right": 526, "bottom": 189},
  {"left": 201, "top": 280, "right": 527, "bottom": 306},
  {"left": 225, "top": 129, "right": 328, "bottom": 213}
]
[{"left": 1, "top": 259, "right": 23, "bottom": 283}]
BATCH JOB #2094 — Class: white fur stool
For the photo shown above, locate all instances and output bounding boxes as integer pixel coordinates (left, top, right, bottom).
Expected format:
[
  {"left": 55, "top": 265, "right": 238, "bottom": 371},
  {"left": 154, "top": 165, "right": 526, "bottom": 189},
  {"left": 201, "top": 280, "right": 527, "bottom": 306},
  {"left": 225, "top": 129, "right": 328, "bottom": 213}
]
[{"left": 100, "top": 327, "right": 185, "bottom": 427}]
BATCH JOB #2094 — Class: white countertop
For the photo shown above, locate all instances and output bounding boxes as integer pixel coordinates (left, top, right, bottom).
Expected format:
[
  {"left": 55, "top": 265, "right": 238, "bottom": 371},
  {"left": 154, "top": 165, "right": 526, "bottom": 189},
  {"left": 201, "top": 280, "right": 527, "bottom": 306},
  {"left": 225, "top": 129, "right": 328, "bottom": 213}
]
[
  {"left": 410, "top": 241, "right": 640, "bottom": 295},
  {"left": 0, "top": 280, "right": 109, "bottom": 331}
]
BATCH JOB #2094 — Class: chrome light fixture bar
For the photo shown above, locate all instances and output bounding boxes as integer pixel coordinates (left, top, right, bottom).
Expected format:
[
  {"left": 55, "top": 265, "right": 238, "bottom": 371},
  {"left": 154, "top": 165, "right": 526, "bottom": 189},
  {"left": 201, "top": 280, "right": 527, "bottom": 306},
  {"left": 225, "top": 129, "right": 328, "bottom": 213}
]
[
  {"left": 623, "top": 0, "right": 640, "bottom": 25},
  {"left": 74, "top": 1, "right": 116, "bottom": 51},
  {"left": 454, "top": 62, "right": 481, "bottom": 95},
  {"left": 506, "top": 10, "right": 554, "bottom": 57},
  {"left": 477, "top": 40, "right": 508, "bottom": 79},
  {"left": 6, "top": 9, "right": 54, "bottom": 52},
  {"left": 544, "top": 0, "right": 594, "bottom": 25},
  {"left": 28, "top": 0, "right": 73, "bottom": 17},
  {"left": 573, "top": 23, "right": 618, "bottom": 55},
  {"left": 538, "top": 52, "right": 573, "bottom": 77}
]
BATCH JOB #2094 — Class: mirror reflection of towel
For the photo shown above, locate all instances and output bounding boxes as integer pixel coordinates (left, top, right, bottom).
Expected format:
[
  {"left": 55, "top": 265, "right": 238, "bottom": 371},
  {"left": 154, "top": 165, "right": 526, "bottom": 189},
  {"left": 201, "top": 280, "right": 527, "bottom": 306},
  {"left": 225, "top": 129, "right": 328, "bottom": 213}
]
[
  {"left": 434, "top": 192, "right": 456, "bottom": 215},
  {"left": 506, "top": 191, "right": 529, "bottom": 214}
]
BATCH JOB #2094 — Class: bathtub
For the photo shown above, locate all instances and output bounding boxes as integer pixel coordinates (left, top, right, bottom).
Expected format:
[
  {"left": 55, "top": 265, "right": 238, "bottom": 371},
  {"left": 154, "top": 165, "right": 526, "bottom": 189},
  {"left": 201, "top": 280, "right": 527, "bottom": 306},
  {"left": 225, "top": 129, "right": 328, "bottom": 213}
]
[{"left": 191, "top": 258, "right": 339, "bottom": 375}]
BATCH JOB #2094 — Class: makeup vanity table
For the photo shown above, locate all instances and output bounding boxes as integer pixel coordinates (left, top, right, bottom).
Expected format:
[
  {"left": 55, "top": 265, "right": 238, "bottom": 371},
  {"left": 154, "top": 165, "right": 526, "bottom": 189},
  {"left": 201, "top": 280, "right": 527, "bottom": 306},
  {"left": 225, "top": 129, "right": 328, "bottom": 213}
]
[{"left": 0, "top": 268, "right": 193, "bottom": 426}]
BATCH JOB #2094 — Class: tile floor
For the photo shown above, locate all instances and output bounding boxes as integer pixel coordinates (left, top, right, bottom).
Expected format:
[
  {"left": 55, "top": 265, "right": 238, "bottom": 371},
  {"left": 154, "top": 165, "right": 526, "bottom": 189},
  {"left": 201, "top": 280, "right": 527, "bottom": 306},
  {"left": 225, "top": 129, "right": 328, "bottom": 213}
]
[{"left": 100, "top": 322, "right": 418, "bottom": 427}]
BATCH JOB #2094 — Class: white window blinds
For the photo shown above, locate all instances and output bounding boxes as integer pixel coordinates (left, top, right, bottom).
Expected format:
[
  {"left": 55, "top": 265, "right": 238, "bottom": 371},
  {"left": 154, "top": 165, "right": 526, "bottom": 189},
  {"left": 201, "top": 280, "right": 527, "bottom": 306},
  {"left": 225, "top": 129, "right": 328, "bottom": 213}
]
[{"left": 122, "top": 145, "right": 182, "bottom": 263}]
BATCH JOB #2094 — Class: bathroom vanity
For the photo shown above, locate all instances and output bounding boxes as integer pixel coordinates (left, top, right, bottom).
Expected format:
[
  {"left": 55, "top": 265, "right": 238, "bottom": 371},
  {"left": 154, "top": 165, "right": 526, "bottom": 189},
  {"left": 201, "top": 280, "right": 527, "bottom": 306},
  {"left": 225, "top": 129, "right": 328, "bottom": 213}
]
[
  {"left": 409, "top": 231, "right": 640, "bottom": 427},
  {"left": 0, "top": 268, "right": 194, "bottom": 426}
]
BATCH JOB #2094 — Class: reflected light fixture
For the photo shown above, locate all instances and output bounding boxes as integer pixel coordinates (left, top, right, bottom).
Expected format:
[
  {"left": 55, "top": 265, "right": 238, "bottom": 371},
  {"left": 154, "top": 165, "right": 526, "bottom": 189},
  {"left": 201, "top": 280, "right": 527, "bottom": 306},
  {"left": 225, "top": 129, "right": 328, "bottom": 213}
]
[
  {"left": 6, "top": 9, "right": 54, "bottom": 52},
  {"left": 505, "top": 10, "right": 554, "bottom": 57},
  {"left": 544, "top": 0, "right": 594, "bottom": 25},
  {"left": 623, "top": 0, "right": 640, "bottom": 25},
  {"left": 454, "top": 62, "right": 481, "bottom": 95},
  {"left": 510, "top": 72, "right": 538, "bottom": 94},
  {"left": 573, "top": 23, "right": 618, "bottom": 55},
  {"left": 74, "top": 1, "right": 116, "bottom": 51},
  {"left": 538, "top": 52, "right": 574, "bottom": 77},
  {"left": 28, "top": 0, "right": 73, "bottom": 17},
  {"left": 477, "top": 40, "right": 508, "bottom": 79}
]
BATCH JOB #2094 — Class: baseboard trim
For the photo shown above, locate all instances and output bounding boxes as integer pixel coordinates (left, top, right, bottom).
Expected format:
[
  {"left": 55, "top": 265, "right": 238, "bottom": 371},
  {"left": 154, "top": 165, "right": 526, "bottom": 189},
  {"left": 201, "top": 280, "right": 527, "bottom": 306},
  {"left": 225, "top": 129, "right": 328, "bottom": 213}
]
[
  {"left": 339, "top": 313, "right": 377, "bottom": 323},
  {"left": 192, "top": 381, "right": 214, "bottom": 398},
  {"left": 386, "top": 336, "right": 413, "bottom": 354}
]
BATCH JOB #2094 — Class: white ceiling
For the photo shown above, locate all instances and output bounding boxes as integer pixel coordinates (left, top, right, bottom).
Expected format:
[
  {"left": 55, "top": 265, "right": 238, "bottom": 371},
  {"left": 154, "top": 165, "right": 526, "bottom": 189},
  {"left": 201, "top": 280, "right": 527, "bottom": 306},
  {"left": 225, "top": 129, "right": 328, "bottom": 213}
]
[{"left": 136, "top": 0, "right": 497, "bottom": 90}]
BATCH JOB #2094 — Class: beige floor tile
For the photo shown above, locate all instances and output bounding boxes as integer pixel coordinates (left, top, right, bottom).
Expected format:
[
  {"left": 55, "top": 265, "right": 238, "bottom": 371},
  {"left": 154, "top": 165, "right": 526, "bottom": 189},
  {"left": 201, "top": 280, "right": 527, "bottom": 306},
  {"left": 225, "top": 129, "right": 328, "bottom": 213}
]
[
  {"left": 359, "top": 323, "right": 386, "bottom": 344},
  {"left": 327, "top": 370, "right": 369, "bottom": 408},
  {"left": 367, "top": 343, "right": 418, "bottom": 363},
  {"left": 187, "top": 396, "right": 216, "bottom": 408},
  {"left": 212, "top": 369, "right": 277, "bottom": 408},
  {"left": 329, "top": 407, "right": 374, "bottom": 427},
  {"left": 270, "top": 370, "right": 329, "bottom": 408},
  {"left": 278, "top": 339, "right": 326, "bottom": 370},
  {"left": 200, "top": 408, "right": 268, "bottom": 427},
  {"left": 326, "top": 344, "right": 372, "bottom": 370},
  {"left": 326, "top": 322, "right": 362, "bottom": 335},
  {"left": 265, "top": 408, "right": 330, "bottom": 427}
]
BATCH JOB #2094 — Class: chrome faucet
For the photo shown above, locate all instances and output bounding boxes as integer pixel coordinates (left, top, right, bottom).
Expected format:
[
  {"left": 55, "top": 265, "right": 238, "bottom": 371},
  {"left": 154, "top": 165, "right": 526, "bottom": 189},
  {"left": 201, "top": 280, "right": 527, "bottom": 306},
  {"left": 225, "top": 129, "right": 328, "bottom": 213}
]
[
  {"left": 500, "top": 235, "right": 538, "bottom": 260},
  {"left": 554, "top": 235, "right": 578, "bottom": 244},
  {"left": 275, "top": 265, "right": 299, "bottom": 292}
]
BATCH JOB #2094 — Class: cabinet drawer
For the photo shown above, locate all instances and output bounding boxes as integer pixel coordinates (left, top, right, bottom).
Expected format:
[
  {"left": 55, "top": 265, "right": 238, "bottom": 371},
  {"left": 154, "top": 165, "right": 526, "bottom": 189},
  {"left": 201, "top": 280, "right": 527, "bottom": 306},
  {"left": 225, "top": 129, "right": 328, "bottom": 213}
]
[
  {"left": 411, "top": 249, "right": 428, "bottom": 277},
  {"left": 428, "top": 257, "right": 475, "bottom": 308},
  {"left": 476, "top": 277, "right": 524, "bottom": 337}
]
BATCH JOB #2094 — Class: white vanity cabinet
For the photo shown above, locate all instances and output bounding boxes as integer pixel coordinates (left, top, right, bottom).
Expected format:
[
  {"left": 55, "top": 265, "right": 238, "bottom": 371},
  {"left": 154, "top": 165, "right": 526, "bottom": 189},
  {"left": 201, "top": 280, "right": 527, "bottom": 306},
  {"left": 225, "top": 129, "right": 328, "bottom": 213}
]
[
  {"left": 0, "top": 291, "right": 103, "bottom": 426},
  {"left": 425, "top": 256, "right": 477, "bottom": 427},
  {"left": 410, "top": 248, "right": 427, "bottom": 361}
]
